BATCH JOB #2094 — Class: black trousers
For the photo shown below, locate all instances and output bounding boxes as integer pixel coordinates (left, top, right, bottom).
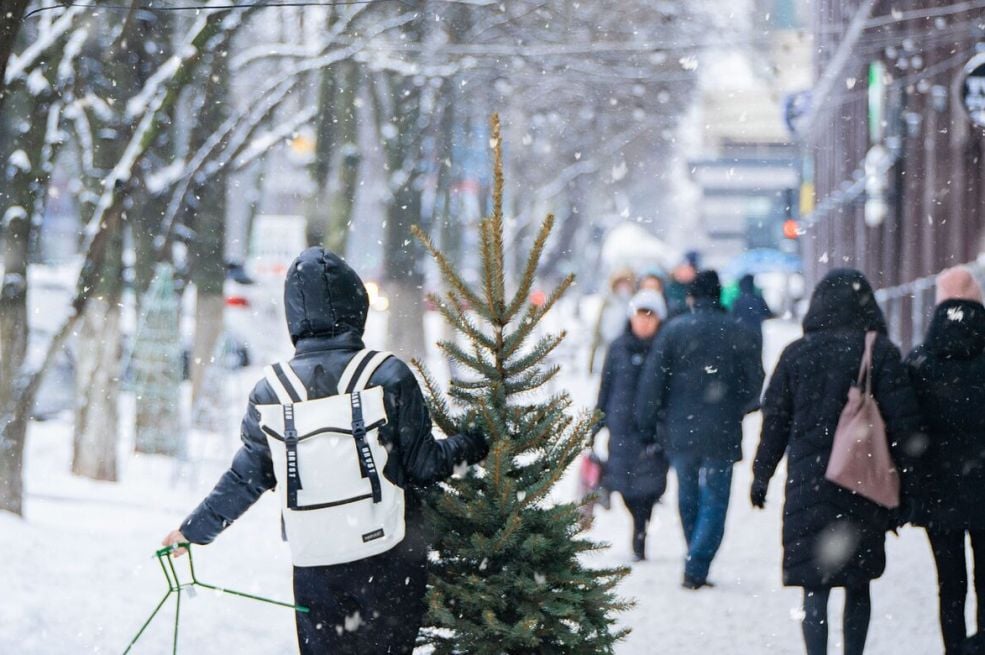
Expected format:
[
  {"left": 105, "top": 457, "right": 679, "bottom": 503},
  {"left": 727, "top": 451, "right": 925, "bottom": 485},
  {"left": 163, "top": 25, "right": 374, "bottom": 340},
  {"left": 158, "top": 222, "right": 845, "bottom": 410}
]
[
  {"left": 293, "top": 539, "right": 429, "bottom": 655},
  {"left": 802, "top": 585, "right": 871, "bottom": 655},
  {"left": 622, "top": 495, "right": 658, "bottom": 559},
  {"left": 927, "top": 528, "right": 985, "bottom": 655}
]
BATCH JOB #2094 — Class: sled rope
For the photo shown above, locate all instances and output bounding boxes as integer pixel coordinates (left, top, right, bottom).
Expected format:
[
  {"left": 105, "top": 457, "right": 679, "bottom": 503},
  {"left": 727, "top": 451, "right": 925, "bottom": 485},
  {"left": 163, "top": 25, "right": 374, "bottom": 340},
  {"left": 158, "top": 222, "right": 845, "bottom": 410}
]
[{"left": 122, "top": 543, "right": 308, "bottom": 654}]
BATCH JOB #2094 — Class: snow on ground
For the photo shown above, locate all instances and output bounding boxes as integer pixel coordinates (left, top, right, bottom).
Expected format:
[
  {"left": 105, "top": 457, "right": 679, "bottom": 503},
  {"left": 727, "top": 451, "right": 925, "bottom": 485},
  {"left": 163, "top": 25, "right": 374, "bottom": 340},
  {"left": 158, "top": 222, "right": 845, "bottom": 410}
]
[{"left": 0, "top": 319, "right": 951, "bottom": 654}]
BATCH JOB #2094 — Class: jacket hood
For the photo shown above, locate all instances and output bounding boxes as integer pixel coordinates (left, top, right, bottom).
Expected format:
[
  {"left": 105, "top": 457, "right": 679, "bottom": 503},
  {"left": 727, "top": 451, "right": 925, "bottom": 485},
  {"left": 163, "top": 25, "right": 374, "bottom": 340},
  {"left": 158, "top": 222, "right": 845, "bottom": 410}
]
[
  {"left": 688, "top": 270, "right": 722, "bottom": 301},
  {"left": 284, "top": 247, "right": 369, "bottom": 344},
  {"left": 923, "top": 298, "right": 985, "bottom": 359},
  {"left": 738, "top": 274, "right": 756, "bottom": 294},
  {"left": 803, "top": 268, "right": 887, "bottom": 334}
]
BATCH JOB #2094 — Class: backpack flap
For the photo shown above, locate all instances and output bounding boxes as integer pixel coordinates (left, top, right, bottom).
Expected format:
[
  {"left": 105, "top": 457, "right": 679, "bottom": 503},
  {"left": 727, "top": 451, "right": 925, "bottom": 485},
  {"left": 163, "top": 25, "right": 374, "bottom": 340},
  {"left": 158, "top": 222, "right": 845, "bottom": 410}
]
[{"left": 255, "top": 386, "right": 388, "bottom": 441}]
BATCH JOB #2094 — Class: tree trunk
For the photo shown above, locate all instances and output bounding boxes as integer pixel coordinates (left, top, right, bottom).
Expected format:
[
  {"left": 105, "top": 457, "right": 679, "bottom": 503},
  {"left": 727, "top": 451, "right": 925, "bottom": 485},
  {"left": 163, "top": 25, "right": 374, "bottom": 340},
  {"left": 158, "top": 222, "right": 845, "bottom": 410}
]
[
  {"left": 0, "top": 78, "right": 51, "bottom": 514},
  {"left": 0, "top": 204, "right": 31, "bottom": 515},
  {"left": 0, "top": 0, "right": 29, "bottom": 114},
  {"left": 386, "top": 277, "right": 427, "bottom": 362},
  {"left": 72, "top": 295, "right": 121, "bottom": 481},
  {"left": 187, "top": 49, "right": 229, "bottom": 407},
  {"left": 305, "top": 10, "right": 338, "bottom": 248},
  {"left": 191, "top": 293, "right": 225, "bottom": 406},
  {"left": 324, "top": 62, "right": 360, "bottom": 254},
  {"left": 72, "top": 219, "right": 124, "bottom": 479},
  {"left": 385, "top": 166, "right": 426, "bottom": 360}
]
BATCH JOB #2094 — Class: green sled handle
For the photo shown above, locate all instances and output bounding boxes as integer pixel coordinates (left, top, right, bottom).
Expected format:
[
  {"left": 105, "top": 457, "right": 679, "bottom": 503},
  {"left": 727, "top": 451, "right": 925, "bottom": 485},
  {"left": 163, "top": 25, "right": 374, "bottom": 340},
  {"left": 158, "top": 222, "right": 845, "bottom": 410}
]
[{"left": 122, "top": 543, "right": 308, "bottom": 654}]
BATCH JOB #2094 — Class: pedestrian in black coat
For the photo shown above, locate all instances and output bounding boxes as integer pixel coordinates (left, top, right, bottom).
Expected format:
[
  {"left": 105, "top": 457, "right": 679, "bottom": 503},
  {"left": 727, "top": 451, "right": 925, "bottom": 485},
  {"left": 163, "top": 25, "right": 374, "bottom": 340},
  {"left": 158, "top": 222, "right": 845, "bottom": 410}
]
[
  {"left": 906, "top": 266, "right": 985, "bottom": 655},
  {"left": 636, "top": 270, "right": 764, "bottom": 588},
  {"left": 596, "top": 289, "right": 670, "bottom": 561},
  {"left": 751, "top": 268, "right": 923, "bottom": 655},
  {"left": 731, "top": 273, "right": 773, "bottom": 355},
  {"left": 162, "top": 247, "right": 487, "bottom": 655}
]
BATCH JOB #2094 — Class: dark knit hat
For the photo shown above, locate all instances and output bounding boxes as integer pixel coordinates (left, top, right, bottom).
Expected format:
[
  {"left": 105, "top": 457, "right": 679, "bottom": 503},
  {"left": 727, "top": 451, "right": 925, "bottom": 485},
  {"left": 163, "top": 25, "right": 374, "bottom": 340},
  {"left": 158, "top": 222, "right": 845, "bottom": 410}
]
[{"left": 687, "top": 269, "right": 722, "bottom": 301}]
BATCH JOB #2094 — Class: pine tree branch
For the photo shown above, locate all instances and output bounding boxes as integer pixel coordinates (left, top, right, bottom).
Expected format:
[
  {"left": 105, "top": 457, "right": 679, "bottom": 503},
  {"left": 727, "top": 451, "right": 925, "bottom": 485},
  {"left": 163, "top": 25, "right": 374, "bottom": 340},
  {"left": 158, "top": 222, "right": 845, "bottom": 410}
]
[
  {"left": 504, "top": 331, "right": 565, "bottom": 378},
  {"left": 448, "top": 386, "right": 485, "bottom": 405},
  {"left": 479, "top": 218, "right": 502, "bottom": 322},
  {"left": 430, "top": 292, "right": 495, "bottom": 350},
  {"left": 504, "top": 365, "right": 561, "bottom": 395},
  {"left": 504, "top": 213, "right": 555, "bottom": 319},
  {"left": 520, "top": 418, "right": 593, "bottom": 509},
  {"left": 411, "top": 359, "right": 458, "bottom": 436},
  {"left": 489, "top": 114, "right": 506, "bottom": 314},
  {"left": 501, "top": 274, "right": 574, "bottom": 360},
  {"left": 436, "top": 340, "right": 498, "bottom": 379},
  {"left": 411, "top": 224, "right": 488, "bottom": 319}
]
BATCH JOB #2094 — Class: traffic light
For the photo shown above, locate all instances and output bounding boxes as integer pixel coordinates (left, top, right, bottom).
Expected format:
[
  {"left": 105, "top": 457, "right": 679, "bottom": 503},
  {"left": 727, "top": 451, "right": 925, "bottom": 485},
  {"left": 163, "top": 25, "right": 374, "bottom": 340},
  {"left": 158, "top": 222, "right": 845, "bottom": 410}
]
[{"left": 783, "top": 218, "right": 800, "bottom": 239}]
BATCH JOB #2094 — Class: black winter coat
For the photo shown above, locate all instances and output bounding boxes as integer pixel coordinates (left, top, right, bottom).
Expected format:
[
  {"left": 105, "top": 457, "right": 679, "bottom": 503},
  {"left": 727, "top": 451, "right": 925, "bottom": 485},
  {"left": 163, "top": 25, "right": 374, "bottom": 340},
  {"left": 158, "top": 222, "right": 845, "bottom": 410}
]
[
  {"left": 753, "top": 269, "right": 923, "bottom": 588},
  {"left": 180, "top": 248, "right": 486, "bottom": 547},
  {"left": 635, "top": 299, "right": 764, "bottom": 463},
  {"left": 596, "top": 329, "right": 669, "bottom": 500},
  {"left": 906, "top": 299, "right": 985, "bottom": 532}
]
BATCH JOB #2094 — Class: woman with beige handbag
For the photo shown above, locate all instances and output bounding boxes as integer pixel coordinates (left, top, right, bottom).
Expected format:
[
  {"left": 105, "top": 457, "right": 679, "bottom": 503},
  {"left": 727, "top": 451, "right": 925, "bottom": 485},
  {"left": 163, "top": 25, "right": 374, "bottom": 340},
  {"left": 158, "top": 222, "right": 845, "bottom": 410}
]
[{"left": 750, "top": 269, "right": 924, "bottom": 655}]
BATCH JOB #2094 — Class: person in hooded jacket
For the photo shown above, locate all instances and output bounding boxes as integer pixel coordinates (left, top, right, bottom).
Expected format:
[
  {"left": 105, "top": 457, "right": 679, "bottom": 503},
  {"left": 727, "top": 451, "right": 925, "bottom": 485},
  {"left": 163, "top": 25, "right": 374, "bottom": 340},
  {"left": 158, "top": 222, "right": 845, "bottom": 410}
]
[
  {"left": 588, "top": 268, "right": 637, "bottom": 374},
  {"left": 635, "top": 270, "right": 764, "bottom": 588},
  {"left": 595, "top": 289, "right": 671, "bottom": 562},
  {"left": 751, "top": 268, "right": 923, "bottom": 655},
  {"left": 905, "top": 266, "right": 985, "bottom": 655},
  {"left": 161, "top": 248, "right": 488, "bottom": 655},
  {"left": 731, "top": 273, "right": 774, "bottom": 355}
]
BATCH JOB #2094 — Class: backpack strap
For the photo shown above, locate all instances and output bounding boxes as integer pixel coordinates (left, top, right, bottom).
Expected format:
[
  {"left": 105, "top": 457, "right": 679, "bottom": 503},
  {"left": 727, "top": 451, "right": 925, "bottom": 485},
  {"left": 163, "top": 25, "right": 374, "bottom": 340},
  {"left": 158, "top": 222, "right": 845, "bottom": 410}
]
[
  {"left": 337, "top": 349, "right": 393, "bottom": 394},
  {"left": 343, "top": 349, "right": 393, "bottom": 504},
  {"left": 350, "top": 391, "right": 382, "bottom": 503},
  {"left": 282, "top": 403, "right": 302, "bottom": 509},
  {"left": 337, "top": 349, "right": 374, "bottom": 395},
  {"left": 264, "top": 362, "right": 308, "bottom": 403},
  {"left": 350, "top": 350, "right": 393, "bottom": 392}
]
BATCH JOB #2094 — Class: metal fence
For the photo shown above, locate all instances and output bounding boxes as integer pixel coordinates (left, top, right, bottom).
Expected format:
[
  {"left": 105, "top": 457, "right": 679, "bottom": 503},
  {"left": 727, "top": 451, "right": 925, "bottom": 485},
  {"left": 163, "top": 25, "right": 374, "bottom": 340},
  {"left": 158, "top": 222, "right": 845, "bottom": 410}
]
[{"left": 875, "top": 258, "right": 985, "bottom": 351}]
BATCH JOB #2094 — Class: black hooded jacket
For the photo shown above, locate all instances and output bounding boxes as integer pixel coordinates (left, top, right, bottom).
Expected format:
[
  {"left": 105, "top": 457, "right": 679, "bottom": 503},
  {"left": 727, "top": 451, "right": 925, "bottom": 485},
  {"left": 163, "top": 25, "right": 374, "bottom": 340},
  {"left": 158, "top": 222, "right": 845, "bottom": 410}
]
[
  {"left": 906, "top": 298, "right": 985, "bottom": 531},
  {"left": 635, "top": 297, "right": 764, "bottom": 463},
  {"left": 753, "top": 269, "right": 923, "bottom": 587},
  {"left": 731, "top": 274, "right": 773, "bottom": 335},
  {"left": 596, "top": 328, "right": 668, "bottom": 499},
  {"left": 180, "top": 248, "right": 486, "bottom": 545}
]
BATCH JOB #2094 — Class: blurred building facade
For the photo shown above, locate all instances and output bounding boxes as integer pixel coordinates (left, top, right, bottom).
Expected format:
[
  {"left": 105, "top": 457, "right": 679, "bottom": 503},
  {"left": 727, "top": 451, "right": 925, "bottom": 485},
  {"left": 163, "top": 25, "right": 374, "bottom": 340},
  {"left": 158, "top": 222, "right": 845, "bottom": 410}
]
[
  {"left": 688, "top": 0, "right": 812, "bottom": 273},
  {"left": 805, "top": 0, "right": 985, "bottom": 346}
]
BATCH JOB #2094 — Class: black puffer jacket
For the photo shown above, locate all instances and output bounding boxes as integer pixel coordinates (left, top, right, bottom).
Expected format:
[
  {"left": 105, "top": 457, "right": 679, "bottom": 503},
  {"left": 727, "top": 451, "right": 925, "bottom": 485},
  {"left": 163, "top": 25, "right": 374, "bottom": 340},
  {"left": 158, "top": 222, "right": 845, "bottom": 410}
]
[
  {"left": 596, "top": 329, "right": 668, "bottom": 499},
  {"left": 906, "top": 298, "right": 985, "bottom": 532},
  {"left": 180, "top": 247, "right": 486, "bottom": 545},
  {"left": 635, "top": 298, "right": 764, "bottom": 463},
  {"left": 753, "top": 269, "right": 924, "bottom": 588}
]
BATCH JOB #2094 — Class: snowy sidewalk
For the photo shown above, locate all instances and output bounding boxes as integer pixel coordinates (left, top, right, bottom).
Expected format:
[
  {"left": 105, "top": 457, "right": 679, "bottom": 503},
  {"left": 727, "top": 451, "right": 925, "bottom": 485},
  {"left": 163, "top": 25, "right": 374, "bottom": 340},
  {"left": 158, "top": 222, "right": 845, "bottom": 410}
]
[{"left": 1, "top": 320, "right": 950, "bottom": 654}]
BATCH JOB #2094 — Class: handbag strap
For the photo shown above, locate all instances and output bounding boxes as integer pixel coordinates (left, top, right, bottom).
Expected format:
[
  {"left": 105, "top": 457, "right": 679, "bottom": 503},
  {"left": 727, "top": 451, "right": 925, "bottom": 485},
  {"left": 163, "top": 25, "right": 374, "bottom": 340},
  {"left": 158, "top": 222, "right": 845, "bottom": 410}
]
[{"left": 856, "top": 331, "right": 878, "bottom": 395}]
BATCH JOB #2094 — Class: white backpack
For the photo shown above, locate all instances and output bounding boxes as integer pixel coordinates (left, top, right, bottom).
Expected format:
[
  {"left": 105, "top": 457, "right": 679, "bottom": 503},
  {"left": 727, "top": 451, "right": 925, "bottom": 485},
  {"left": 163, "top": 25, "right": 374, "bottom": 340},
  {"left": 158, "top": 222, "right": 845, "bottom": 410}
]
[{"left": 256, "top": 349, "right": 406, "bottom": 567}]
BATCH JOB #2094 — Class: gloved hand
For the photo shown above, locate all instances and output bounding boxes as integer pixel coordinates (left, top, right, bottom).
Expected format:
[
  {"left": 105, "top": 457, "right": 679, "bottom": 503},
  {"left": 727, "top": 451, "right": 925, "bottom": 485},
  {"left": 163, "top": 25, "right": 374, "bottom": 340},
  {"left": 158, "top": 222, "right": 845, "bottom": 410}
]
[
  {"left": 750, "top": 478, "right": 768, "bottom": 509},
  {"left": 462, "top": 430, "right": 489, "bottom": 465}
]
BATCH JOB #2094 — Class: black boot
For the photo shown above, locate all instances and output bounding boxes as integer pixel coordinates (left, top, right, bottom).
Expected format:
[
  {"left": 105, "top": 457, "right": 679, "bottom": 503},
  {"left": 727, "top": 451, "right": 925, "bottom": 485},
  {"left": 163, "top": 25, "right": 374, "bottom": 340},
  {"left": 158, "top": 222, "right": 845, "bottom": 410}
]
[{"left": 632, "top": 531, "right": 646, "bottom": 562}]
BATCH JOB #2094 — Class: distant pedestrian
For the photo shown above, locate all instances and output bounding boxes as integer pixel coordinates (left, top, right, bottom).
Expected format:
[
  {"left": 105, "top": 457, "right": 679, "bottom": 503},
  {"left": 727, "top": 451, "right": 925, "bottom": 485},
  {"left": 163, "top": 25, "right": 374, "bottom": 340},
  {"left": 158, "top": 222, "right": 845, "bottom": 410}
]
[
  {"left": 638, "top": 269, "right": 665, "bottom": 294},
  {"left": 664, "top": 254, "right": 698, "bottom": 319},
  {"left": 636, "top": 270, "right": 764, "bottom": 588},
  {"left": 595, "top": 289, "right": 671, "bottom": 561},
  {"left": 589, "top": 268, "right": 637, "bottom": 374},
  {"left": 751, "top": 268, "right": 923, "bottom": 655},
  {"left": 730, "top": 273, "right": 773, "bottom": 354},
  {"left": 906, "top": 266, "right": 985, "bottom": 655}
]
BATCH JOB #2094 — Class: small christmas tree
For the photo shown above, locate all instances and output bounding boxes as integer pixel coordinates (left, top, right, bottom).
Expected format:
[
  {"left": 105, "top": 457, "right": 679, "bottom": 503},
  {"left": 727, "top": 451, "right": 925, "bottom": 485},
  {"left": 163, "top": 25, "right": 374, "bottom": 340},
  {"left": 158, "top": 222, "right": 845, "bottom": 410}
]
[{"left": 412, "top": 115, "right": 629, "bottom": 655}]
